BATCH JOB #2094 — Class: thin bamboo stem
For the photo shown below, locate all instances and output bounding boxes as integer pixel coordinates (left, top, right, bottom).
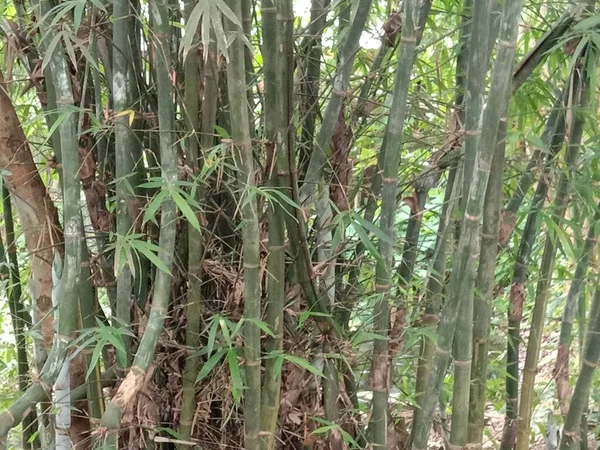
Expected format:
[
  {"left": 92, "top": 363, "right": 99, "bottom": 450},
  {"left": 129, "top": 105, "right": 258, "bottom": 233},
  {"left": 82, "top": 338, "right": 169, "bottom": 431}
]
[
  {"left": 0, "top": 186, "right": 36, "bottom": 449},
  {"left": 367, "top": 0, "right": 421, "bottom": 447},
  {"left": 178, "top": 0, "right": 203, "bottom": 445},
  {"left": 300, "top": 0, "right": 373, "bottom": 203},
  {"left": 224, "top": 2, "right": 262, "bottom": 448},
  {"left": 558, "top": 285, "right": 600, "bottom": 450},
  {"left": 554, "top": 202, "right": 600, "bottom": 416}
]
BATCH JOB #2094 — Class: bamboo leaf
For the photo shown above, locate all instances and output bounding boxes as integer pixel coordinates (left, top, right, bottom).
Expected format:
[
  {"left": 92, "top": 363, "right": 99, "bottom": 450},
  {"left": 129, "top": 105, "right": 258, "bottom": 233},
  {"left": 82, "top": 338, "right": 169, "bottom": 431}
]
[
  {"left": 73, "top": 1, "right": 84, "bottom": 32},
  {"left": 353, "top": 213, "right": 393, "bottom": 243},
  {"left": 143, "top": 190, "right": 168, "bottom": 225},
  {"left": 219, "top": 318, "right": 232, "bottom": 347},
  {"left": 85, "top": 341, "right": 104, "bottom": 380},
  {"left": 196, "top": 348, "right": 227, "bottom": 382},
  {"left": 171, "top": 188, "right": 201, "bottom": 231},
  {"left": 180, "top": 2, "right": 207, "bottom": 61},
  {"left": 244, "top": 318, "right": 275, "bottom": 337},
  {"left": 206, "top": 319, "right": 218, "bottom": 358},
  {"left": 352, "top": 220, "right": 383, "bottom": 264},
  {"left": 284, "top": 354, "right": 324, "bottom": 378},
  {"left": 42, "top": 32, "right": 63, "bottom": 71},
  {"left": 131, "top": 240, "right": 170, "bottom": 274},
  {"left": 213, "top": 0, "right": 241, "bottom": 28},
  {"left": 227, "top": 349, "right": 243, "bottom": 403}
]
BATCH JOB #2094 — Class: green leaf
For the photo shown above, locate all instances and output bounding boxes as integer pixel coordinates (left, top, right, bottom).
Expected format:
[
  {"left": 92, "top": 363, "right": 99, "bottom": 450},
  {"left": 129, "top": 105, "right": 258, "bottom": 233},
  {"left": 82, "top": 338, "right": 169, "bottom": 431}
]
[
  {"left": 353, "top": 213, "right": 393, "bottom": 244},
  {"left": 352, "top": 220, "right": 383, "bottom": 264},
  {"left": 171, "top": 189, "right": 201, "bottom": 231},
  {"left": 214, "top": 125, "right": 230, "bottom": 139},
  {"left": 206, "top": 318, "right": 219, "bottom": 358},
  {"left": 143, "top": 190, "right": 168, "bottom": 225},
  {"left": 42, "top": 31, "right": 63, "bottom": 72},
  {"left": 131, "top": 240, "right": 170, "bottom": 274},
  {"left": 244, "top": 318, "right": 275, "bottom": 337},
  {"left": 86, "top": 341, "right": 104, "bottom": 380},
  {"left": 284, "top": 354, "right": 324, "bottom": 378},
  {"left": 297, "top": 311, "right": 332, "bottom": 329},
  {"left": 219, "top": 318, "right": 232, "bottom": 347},
  {"left": 196, "top": 348, "right": 227, "bottom": 382},
  {"left": 227, "top": 349, "right": 243, "bottom": 403}
]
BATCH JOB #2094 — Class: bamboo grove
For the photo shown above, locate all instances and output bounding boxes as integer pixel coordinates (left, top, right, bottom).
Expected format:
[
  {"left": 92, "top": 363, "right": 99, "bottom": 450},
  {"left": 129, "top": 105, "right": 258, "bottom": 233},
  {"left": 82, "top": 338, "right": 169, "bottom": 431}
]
[{"left": 2, "top": 0, "right": 600, "bottom": 448}]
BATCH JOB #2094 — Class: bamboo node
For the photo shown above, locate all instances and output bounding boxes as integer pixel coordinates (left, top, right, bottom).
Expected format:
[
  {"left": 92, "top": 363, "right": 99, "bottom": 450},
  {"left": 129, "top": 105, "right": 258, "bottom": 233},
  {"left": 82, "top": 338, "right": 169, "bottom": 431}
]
[
  {"left": 498, "top": 39, "right": 517, "bottom": 48},
  {"left": 375, "top": 283, "right": 391, "bottom": 292},
  {"left": 453, "top": 359, "right": 471, "bottom": 367},
  {"left": 583, "top": 358, "right": 599, "bottom": 368},
  {"left": 401, "top": 36, "right": 418, "bottom": 43},
  {"left": 0, "top": 410, "right": 15, "bottom": 428},
  {"left": 465, "top": 213, "right": 481, "bottom": 222},
  {"left": 465, "top": 130, "right": 481, "bottom": 136},
  {"left": 244, "top": 360, "right": 261, "bottom": 367}
]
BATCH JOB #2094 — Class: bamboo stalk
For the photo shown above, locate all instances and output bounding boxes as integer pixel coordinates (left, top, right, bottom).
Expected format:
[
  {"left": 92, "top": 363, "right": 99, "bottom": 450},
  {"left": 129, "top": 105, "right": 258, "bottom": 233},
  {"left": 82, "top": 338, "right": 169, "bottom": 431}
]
[
  {"left": 298, "top": 0, "right": 330, "bottom": 175},
  {"left": 113, "top": 0, "right": 136, "bottom": 364},
  {"left": 411, "top": 0, "right": 524, "bottom": 446},
  {"left": 411, "top": 161, "right": 462, "bottom": 448},
  {"left": 554, "top": 202, "right": 600, "bottom": 416},
  {"left": 460, "top": 0, "right": 493, "bottom": 206},
  {"left": 98, "top": 0, "right": 177, "bottom": 444},
  {"left": 0, "top": 186, "right": 36, "bottom": 449},
  {"left": 466, "top": 117, "right": 507, "bottom": 446},
  {"left": 516, "top": 49, "right": 592, "bottom": 450},
  {"left": 450, "top": 0, "right": 502, "bottom": 445},
  {"left": 367, "top": 0, "right": 422, "bottom": 447},
  {"left": 259, "top": 0, "right": 291, "bottom": 446},
  {"left": 499, "top": 85, "right": 568, "bottom": 450},
  {"left": 300, "top": 0, "right": 373, "bottom": 203},
  {"left": 177, "top": 0, "right": 203, "bottom": 445},
  {"left": 223, "top": 2, "right": 262, "bottom": 448},
  {"left": 558, "top": 285, "right": 600, "bottom": 450}
]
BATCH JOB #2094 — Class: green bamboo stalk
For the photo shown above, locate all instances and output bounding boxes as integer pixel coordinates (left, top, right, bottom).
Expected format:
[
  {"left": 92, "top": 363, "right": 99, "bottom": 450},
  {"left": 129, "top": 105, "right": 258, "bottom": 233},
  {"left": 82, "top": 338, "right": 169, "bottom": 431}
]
[
  {"left": 558, "top": 285, "right": 600, "bottom": 450},
  {"left": 499, "top": 86, "right": 568, "bottom": 450},
  {"left": 113, "top": 0, "right": 136, "bottom": 364},
  {"left": 79, "top": 243, "right": 105, "bottom": 433},
  {"left": 298, "top": 0, "right": 330, "bottom": 175},
  {"left": 500, "top": 93, "right": 564, "bottom": 247},
  {"left": 516, "top": 51, "right": 591, "bottom": 450},
  {"left": 98, "top": 0, "right": 177, "bottom": 444},
  {"left": 411, "top": 161, "right": 462, "bottom": 448},
  {"left": 300, "top": 0, "right": 373, "bottom": 203},
  {"left": 460, "top": 0, "right": 493, "bottom": 207},
  {"left": 178, "top": 0, "right": 203, "bottom": 445},
  {"left": 411, "top": 0, "right": 524, "bottom": 447},
  {"left": 323, "top": 342, "right": 341, "bottom": 448},
  {"left": 554, "top": 202, "right": 600, "bottom": 416},
  {"left": 259, "top": 0, "right": 290, "bottom": 446},
  {"left": 466, "top": 117, "right": 507, "bottom": 446},
  {"left": 0, "top": 186, "right": 36, "bottom": 449},
  {"left": 224, "top": 2, "right": 262, "bottom": 449},
  {"left": 449, "top": 0, "right": 498, "bottom": 445},
  {"left": 367, "top": 0, "right": 421, "bottom": 447}
]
